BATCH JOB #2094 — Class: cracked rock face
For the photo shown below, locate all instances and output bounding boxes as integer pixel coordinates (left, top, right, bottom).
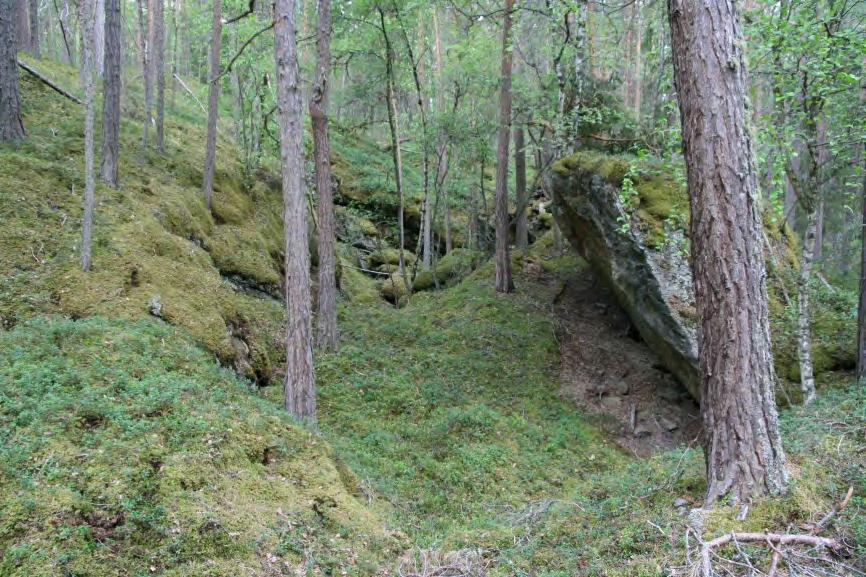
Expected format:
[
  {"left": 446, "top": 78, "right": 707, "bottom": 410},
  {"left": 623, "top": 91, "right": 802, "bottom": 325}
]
[{"left": 551, "top": 155, "right": 701, "bottom": 400}]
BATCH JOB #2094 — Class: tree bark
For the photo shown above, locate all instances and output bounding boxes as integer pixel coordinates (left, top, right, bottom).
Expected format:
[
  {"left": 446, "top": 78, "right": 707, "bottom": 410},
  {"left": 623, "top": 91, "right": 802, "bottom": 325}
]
[
  {"left": 16, "top": 3, "right": 30, "bottom": 53},
  {"left": 668, "top": 0, "right": 788, "bottom": 506},
  {"left": 79, "top": 0, "right": 96, "bottom": 272},
  {"left": 0, "top": 0, "right": 25, "bottom": 141},
  {"left": 28, "top": 0, "right": 39, "bottom": 57},
  {"left": 858, "top": 138, "right": 866, "bottom": 381},
  {"left": 797, "top": 206, "right": 818, "bottom": 403},
  {"left": 514, "top": 124, "right": 528, "bottom": 251},
  {"left": 494, "top": 0, "right": 515, "bottom": 293},
  {"left": 379, "top": 7, "right": 408, "bottom": 290},
  {"left": 275, "top": 0, "right": 316, "bottom": 422},
  {"left": 152, "top": 0, "right": 166, "bottom": 152},
  {"left": 202, "top": 0, "right": 221, "bottom": 209},
  {"left": 99, "top": 0, "right": 122, "bottom": 188},
  {"left": 311, "top": 0, "right": 337, "bottom": 351},
  {"left": 857, "top": 63, "right": 866, "bottom": 383},
  {"left": 137, "top": 0, "right": 152, "bottom": 151},
  {"left": 93, "top": 0, "right": 103, "bottom": 73}
]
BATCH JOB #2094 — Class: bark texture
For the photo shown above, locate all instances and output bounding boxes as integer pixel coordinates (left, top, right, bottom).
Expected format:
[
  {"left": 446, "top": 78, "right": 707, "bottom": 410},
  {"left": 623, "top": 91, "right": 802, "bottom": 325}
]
[
  {"left": 0, "top": 0, "right": 25, "bottom": 141},
  {"left": 202, "top": 0, "right": 221, "bottom": 209},
  {"left": 275, "top": 0, "right": 316, "bottom": 422},
  {"left": 494, "top": 0, "right": 515, "bottom": 293},
  {"left": 667, "top": 0, "right": 787, "bottom": 505},
  {"left": 100, "top": 0, "right": 122, "bottom": 187},
  {"left": 311, "top": 0, "right": 337, "bottom": 350},
  {"left": 153, "top": 0, "right": 165, "bottom": 152},
  {"left": 80, "top": 0, "right": 96, "bottom": 272},
  {"left": 858, "top": 139, "right": 866, "bottom": 382},
  {"left": 137, "top": 0, "right": 152, "bottom": 150},
  {"left": 28, "top": 0, "right": 39, "bottom": 56}
]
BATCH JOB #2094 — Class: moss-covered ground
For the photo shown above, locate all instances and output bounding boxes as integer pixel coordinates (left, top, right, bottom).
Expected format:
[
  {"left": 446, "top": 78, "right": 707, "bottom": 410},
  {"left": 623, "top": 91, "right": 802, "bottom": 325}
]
[{"left": 1, "top": 61, "right": 864, "bottom": 577}]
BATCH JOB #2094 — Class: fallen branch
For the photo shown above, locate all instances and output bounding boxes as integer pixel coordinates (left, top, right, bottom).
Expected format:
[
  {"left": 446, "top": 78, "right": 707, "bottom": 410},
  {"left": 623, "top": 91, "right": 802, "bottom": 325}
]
[
  {"left": 704, "top": 532, "right": 841, "bottom": 551},
  {"left": 172, "top": 73, "right": 207, "bottom": 115},
  {"left": 17, "top": 60, "right": 82, "bottom": 104}
]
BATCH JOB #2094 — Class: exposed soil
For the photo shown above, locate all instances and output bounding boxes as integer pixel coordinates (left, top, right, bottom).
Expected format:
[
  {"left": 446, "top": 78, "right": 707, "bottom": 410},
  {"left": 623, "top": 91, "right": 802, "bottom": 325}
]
[{"left": 549, "top": 265, "right": 701, "bottom": 456}]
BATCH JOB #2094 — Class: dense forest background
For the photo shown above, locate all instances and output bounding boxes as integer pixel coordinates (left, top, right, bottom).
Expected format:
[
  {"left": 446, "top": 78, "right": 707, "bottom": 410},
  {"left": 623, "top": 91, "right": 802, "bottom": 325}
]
[{"left": 1, "top": 0, "right": 865, "bottom": 576}]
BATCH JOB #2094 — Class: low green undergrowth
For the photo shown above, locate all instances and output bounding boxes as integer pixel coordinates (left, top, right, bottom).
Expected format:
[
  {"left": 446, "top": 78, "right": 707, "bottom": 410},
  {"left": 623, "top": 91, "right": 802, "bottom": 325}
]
[{"left": 0, "top": 317, "right": 400, "bottom": 577}]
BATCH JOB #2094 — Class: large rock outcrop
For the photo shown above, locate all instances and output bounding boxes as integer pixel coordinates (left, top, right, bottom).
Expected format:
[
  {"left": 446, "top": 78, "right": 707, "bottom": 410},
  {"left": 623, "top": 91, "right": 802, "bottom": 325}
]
[{"left": 550, "top": 152, "right": 702, "bottom": 399}]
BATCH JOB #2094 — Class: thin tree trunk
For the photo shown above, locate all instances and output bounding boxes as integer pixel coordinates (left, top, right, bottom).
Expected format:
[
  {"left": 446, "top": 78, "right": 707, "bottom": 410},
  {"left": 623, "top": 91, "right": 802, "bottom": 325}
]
[
  {"left": 311, "top": 0, "right": 337, "bottom": 351},
  {"left": 80, "top": 0, "right": 96, "bottom": 272},
  {"left": 494, "top": 0, "right": 515, "bottom": 293},
  {"left": 379, "top": 7, "right": 408, "bottom": 290},
  {"left": 857, "top": 62, "right": 866, "bottom": 383},
  {"left": 0, "top": 0, "right": 25, "bottom": 141},
  {"left": 153, "top": 0, "right": 165, "bottom": 152},
  {"left": 275, "top": 0, "right": 316, "bottom": 422},
  {"left": 28, "top": 0, "right": 39, "bottom": 57},
  {"left": 857, "top": 137, "right": 866, "bottom": 381},
  {"left": 668, "top": 0, "right": 788, "bottom": 506},
  {"left": 137, "top": 0, "right": 152, "bottom": 151},
  {"left": 202, "top": 0, "right": 221, "bottom": 209},
  {"left": 54, "top": 0, "right": 73, "bottom": 65},
  {"left": 797, "top": 206, "right": 818, "bottom": 404},
  {"left": 100, "top": 0, "right": 122, "bottom": 188},
  {"left": 514, "top": 124, "right": 528, "bottom": 251},
  {"left": 93, "top": 0, "right": 104, "bottom": 73}
]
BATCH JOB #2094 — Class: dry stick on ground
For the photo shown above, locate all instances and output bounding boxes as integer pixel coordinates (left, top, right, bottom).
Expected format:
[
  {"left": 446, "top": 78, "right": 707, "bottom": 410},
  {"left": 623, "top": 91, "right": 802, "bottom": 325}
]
[{"left": 17, "top": 60, "right": 82, "bottom": 103}]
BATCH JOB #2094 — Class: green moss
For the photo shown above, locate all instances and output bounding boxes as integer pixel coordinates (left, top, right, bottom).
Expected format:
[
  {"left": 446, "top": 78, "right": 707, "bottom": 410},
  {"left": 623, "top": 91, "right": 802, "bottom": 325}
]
[
  {"left": 368, "top": 248, "right": 416, "bottom": 267},
  {"left": 204, "top": 225, "right": 281, "bottom": 290},
  {"left": 0, "top": 317, "right": 397, "bottom": 576},
  {"left": 0, "top": 60, "right": 288, "bottom": 384}
]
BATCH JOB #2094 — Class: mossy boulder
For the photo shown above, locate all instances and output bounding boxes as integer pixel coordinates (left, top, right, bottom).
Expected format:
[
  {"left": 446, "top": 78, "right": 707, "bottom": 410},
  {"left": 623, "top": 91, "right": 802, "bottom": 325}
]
[
  {"left": 368, "top": 248, "right": 416, "bottom": 268},
  {"left": 551, "top": 151, "right": 807, "bottom": 401},
  {"left": 379, "top": 272, "right": 409, "bottom": 303}
]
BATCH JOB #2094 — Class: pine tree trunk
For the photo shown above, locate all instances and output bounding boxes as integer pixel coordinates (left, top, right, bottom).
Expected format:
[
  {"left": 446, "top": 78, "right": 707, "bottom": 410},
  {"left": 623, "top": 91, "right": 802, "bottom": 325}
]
[
  {"left": 379, "top": 7, "right": 408, "bottom": 289},
  {"left": 99, "top": 0, "right": 121, "bottom": 188},
  {"left": 514, "top": 124, "right": 528, "bottom": 251},
  {"left": 311, "top": 0, "right": 337, "bottom": 351},
  {"left": 80, "top": 0, "right": 96, "bottom": 272},
  {"left": 0, "top": 0, "right": 25, "bottom": 141},
  {"left": 201, "top": 0, "right": 221, "bottom": 209},
  {"left": 137, "top": 0, "right": 152, "bottom": 151},
  {"left": 275, "top": 0, "right": 316, "bottom": 422},
  {"left": 668, "top": 0, "right": 788, "bottom": 506},
  {"left": 28, "top": 0, "right": 39, "bottom": 57},
  {"left": 494, "top": 0, "right": 515, "bottom": 293},
  {"left": 16, "top": 3, "right": 30, "bottom": 53},
  {"left": 93, "top": 0, "right": 103, "bottom": 73},
  {"left": 857, "top": 138, "right": 866, "bottom": 382},
  {"left": 153, "top": 0, "right": 166, "bottom": 152}
]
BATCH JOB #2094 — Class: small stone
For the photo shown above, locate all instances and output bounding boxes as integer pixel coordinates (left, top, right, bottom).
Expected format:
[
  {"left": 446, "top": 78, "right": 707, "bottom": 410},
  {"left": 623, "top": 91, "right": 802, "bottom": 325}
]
[
  {"left": 615, "top": 381, "right": 630, "bottom": 395},
  {"left": 601, "top": 395, "right": 622, "bottom": 408},
  {"left": 633, "top": 423, "right": 652, "bottom": 438},
  {"left": 149, "top": 294, "right": 162, "bottom": 317},
  {"left": 660, "top": 416, "right": 679, "bottom": 431},
  {"left": 673, "top": 497, "right": 689, "bottom": 508}
]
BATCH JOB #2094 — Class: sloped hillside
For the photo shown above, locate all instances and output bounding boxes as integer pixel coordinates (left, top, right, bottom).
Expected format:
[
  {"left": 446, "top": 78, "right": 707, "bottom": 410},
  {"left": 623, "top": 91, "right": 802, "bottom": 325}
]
[{"left": 0, "top": 317, "right": 401, "bottom": 576}]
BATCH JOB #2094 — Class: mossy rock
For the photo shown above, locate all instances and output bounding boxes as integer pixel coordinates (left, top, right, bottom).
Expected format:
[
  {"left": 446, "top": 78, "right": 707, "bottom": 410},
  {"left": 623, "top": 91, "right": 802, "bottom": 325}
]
[
  {"left": 368, "top": 248, "right": 417, "bottom": 268},
  {"left": 412, "top": 270, "right": 436, "bottom": 291},
  {"left": 379, "top": 272, "right": 409, "bottom": 303},
  {"left": 205, "top": 225, "right": 282, "bottom": 291}
]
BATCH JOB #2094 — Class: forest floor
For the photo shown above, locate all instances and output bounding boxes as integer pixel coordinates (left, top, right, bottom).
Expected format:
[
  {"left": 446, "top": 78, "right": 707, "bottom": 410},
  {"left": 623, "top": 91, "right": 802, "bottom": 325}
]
[{"left": 550, "top": 264, "right": 701, "bottom": 456}]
